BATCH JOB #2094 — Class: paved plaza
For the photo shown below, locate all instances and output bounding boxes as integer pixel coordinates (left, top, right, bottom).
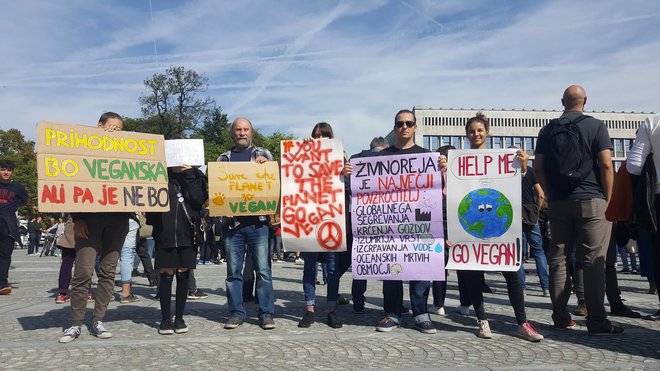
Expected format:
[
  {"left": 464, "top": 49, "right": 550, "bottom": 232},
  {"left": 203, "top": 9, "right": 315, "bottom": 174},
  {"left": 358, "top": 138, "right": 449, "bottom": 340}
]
[{"left": 1, "top": 249, "right": 659, "bottom": 370}]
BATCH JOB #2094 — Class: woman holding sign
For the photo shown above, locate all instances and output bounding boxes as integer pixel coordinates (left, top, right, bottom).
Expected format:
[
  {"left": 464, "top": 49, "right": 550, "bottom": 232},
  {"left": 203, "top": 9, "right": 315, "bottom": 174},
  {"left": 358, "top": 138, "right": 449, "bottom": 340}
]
[
  {"left": 296, "top": 122, "right": 342, "bottom": 329},
  {"left": 147, "top": 164, "right": 208, "bottom": 335},
  {"left": 459, "top": 112, "right": 544, "bottom": 342}
]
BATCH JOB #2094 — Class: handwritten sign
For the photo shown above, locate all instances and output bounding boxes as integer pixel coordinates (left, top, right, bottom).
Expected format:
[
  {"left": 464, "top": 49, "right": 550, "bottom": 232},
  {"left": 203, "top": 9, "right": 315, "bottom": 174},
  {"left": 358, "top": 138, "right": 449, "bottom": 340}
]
[
  {"left": 36, "top": 121, "right": 169, "bottom": 212},
  {"left": 207, "top": 162, "right": 280, "bottom": 216},
  {"left": 165, "top": 139, "right": 205, "bottom": 167},
  {"left": 280, "top": 139, "right": 346, "bottom": 252},
  {"left": 446, "top": 149, "right": 522, "bottom": 271},
  {"left": 351, "top": 153, "right": 444, "bottom": 280}
]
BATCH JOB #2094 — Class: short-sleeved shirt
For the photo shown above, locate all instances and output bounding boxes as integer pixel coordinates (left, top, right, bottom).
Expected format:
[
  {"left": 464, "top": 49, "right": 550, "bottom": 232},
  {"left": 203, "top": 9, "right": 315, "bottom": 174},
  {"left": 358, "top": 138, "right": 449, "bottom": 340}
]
[
  {"left": 378, "top": 144, "right": 429, "bottom": 156},
  {"left": 535, "top": 111, "right": 612, "bottom": 201},
  {"left": 521, "top": 168, "right": 538, "bottom": 205}
]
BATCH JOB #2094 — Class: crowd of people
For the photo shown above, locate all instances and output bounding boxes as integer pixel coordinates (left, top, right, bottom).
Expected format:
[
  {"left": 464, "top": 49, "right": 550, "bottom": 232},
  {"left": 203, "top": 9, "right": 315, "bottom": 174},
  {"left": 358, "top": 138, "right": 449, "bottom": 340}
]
[{"left": 0, "top": 84, "right": 659, "bottom": 344}]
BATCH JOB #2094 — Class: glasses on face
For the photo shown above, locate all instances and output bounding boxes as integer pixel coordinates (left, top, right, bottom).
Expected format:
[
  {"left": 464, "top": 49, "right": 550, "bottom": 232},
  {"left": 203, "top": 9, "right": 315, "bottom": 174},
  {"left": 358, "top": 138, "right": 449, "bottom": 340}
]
[{"left": 394, "top": 120, "right": 416, "bottom": 128}]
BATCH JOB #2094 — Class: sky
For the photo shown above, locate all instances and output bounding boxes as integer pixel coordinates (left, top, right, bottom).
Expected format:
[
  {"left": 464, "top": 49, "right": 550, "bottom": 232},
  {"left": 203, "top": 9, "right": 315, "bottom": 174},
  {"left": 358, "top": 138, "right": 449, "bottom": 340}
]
[{"left": 1, "top": 0, "right": 659, "bottom": 155}]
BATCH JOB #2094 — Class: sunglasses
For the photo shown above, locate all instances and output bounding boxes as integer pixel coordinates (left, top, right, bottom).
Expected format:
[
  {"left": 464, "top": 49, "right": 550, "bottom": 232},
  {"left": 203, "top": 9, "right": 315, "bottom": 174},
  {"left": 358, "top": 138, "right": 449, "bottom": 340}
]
[{"left": 395, "top": 120, "right": 416, "bottom": 128}]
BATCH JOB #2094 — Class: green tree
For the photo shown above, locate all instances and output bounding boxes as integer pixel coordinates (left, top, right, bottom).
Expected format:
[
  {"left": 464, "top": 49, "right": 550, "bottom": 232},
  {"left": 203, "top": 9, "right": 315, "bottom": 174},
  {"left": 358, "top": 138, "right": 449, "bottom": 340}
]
[
  {"left": 259, "top": 131, "right": 295, "bottom": 162},
  {"left": 0, "top": 129, "right": 37, "bottom": 217},
  {"left": 139, "top": 66, "right": 215, "bottom": 139},
  {"left": 190, "top": 107, "right": 232, "bottom": 162}
]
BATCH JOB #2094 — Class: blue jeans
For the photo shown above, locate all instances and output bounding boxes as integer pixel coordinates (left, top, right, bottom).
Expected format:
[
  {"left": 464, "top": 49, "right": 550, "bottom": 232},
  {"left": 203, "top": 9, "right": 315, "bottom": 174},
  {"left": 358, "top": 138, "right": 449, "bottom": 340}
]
[
  {"left": 119, "top": 219, "right": 139, "bottom": 284},
  {"left": 302, "top": 252, "right": 335, "bottom": 306},
  {"left": 382, "top": 280, "right": 431, "bottom": 324},
  {"left": 225, "top": 223, "right": 275, "bottom": 320},
  {"left": 520, "top": 223, "right": 549, "bottom": 291},
  {"left": 134, "top": 237, "right": 154, "bottom": 268}
]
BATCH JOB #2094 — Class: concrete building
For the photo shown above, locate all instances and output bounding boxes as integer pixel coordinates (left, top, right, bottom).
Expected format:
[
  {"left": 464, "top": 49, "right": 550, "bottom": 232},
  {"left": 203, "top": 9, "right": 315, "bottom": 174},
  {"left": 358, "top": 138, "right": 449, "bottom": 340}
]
[{"left": 391, "top": 107, "right": 653, "bottom": 169}]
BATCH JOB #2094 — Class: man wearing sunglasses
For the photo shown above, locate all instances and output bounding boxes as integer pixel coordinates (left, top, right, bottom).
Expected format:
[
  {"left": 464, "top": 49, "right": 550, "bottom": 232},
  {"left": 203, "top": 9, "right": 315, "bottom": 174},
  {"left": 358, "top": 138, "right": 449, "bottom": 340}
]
[{"left": 376, "top": 109, "right": 436, "bottom": 334}]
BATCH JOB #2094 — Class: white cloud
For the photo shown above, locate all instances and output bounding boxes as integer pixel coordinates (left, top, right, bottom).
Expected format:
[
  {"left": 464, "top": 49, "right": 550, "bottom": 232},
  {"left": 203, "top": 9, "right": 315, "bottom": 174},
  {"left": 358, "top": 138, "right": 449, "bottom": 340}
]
[{"left": 0, "top": 0, "right": 658, "bottom": 155}]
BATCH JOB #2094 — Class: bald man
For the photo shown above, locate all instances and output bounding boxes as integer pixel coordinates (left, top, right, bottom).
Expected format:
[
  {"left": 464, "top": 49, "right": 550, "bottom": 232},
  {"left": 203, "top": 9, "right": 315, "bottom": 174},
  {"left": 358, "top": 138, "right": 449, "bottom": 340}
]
[
  {"left": 534, "top": 85, "right": 620, "bottom": 334},
  {"left": 217, "top": 118, "right": 276, "bottom": 330}
]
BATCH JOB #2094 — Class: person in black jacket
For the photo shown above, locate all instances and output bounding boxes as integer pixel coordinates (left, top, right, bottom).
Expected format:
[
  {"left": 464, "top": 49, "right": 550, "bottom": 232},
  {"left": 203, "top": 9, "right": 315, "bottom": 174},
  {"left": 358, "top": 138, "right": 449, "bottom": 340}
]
[
  {"left": 0, "top": 159, "right": 28, "bottom": 295},
  {"left": 27, "top": 216, "right": 42, "bottom": 256},
  {"left": 147, "top": 164, "right": 208, "bottom": 335}
]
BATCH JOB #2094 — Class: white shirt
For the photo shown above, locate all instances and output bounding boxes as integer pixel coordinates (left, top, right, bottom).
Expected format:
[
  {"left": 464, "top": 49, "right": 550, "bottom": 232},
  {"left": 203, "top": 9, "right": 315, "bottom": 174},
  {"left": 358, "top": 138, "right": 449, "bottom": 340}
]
[{"left": 626, "top": 113, "right": 660, "bottom": 193}]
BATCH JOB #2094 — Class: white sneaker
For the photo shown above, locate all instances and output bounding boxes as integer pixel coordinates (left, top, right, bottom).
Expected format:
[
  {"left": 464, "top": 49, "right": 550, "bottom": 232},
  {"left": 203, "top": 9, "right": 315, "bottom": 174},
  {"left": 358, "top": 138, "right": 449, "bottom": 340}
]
[
  {"left": 294, "top": 257, "right": 304, "bottom": 265},
  {"left": 58, "top": 325, "right": 81, "bottom": 343},
  {"left": 476, "top": 319, "right": 492, "bottom": 339},
  {"left": 90, "top": 321, "right": 113, "bottom": 339},
  {"left": 428, "top": 306, "right": 445, "bottom": 315},
  {"left": 455, "top": 305, "right": 470, "bottom": 315}
]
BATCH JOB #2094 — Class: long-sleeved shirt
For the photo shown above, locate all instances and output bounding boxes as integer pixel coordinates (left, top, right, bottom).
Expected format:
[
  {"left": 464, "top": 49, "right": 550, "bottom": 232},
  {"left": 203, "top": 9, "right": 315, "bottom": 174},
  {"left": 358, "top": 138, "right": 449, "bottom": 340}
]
[{"left": 626, "top": 114, "right": 660, "bottom": 193}]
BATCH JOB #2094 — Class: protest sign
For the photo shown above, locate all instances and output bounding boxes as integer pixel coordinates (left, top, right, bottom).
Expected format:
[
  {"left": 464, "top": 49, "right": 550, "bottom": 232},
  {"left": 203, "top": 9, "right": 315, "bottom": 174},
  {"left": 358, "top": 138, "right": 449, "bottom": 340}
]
[
  {"left": 280, "top": 139, "right": 346, "bottom": 252},
  {"left": 207, "top": 161, "right": 280, "bottom": 217},
  {"left": 446, "top": 149, "right": 522, "bottom": 271},
  {"left": 351, "top": 152, "right": 444, "bottom": 280},
  {"left": 36, "top": 121, "right": 169, "bottom": 212},
  {"left": 165, "top": 139, "right": 205, "bottom": 167}
]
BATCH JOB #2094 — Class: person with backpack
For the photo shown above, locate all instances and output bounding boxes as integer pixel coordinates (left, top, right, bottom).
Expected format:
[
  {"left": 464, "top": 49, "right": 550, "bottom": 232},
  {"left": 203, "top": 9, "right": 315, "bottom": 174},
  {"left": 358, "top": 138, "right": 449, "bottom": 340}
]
[{"left": 535, "top": 85, "right": 621, "bottom": 335}]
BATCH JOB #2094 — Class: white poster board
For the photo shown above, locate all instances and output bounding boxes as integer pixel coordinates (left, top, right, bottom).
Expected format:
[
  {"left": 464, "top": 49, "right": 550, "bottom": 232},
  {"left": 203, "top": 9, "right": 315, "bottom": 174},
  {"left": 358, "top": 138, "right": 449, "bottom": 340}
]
[
  {"left": 280, "top": 138, "right": 347, "bottom": 252},
  {"left": 165, "top": 139, "right": 205, "bottom": 167},
  {"left": 446, "top": 149, "right": 522, "bottom": 271}
]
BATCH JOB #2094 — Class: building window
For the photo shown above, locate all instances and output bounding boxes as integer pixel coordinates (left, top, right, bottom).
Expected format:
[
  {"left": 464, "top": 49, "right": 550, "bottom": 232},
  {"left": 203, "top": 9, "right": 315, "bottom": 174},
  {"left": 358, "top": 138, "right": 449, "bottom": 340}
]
[
  {"left": 492, "top": 137, "right": 502, "bottom": 149},
  {"left": 524, "top": 137, "right": 534, "bottom": 154}
]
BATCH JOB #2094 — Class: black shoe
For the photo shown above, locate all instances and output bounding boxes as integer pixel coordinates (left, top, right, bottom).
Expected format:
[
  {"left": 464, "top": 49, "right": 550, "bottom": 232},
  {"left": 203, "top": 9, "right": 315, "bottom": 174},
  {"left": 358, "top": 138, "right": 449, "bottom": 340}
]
[
  {"left": 610, "top": 306, "right": 642, "bottom": 318},
  {"left": 353, "top": 302, "right": 366, "bottom": 314},
  {"left": 187, "top": 289, "right": 208, "bottom": 300},
  {"left": 298, "top": 311, "right": 315, "bottom": 328},
  {"left": 174, "top": 319, "right": 188, "bottom": 334},
  {"left": 645, "top": 310, "right": 660, "bottom": 321},
  {"left": 337, "top": 295, "right": 350, "bottom": 305},
  {"left": 158, "top": 319, "right": 175, "bottom": 335},
  {"left": 148, "top": 278, "right": 157, "bottom": 287},
  {"left": 618, "top": 268, "right": 631, "bottom": 274},
  {"left": 327, "top": 311, "right": 343, "bottom": 328},
  {"left": 588, "top": 324, "right": 624, "bottom": 335},
  {"left": 131, "top": 269, "right": 140, "bottom": 277}
]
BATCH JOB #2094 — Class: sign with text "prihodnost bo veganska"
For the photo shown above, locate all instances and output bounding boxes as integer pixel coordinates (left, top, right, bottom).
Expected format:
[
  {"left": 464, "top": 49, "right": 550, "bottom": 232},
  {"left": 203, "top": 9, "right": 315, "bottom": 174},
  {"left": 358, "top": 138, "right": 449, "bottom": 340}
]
[{"left": 37, "top": 121, "right": 170, "bottom": 213}]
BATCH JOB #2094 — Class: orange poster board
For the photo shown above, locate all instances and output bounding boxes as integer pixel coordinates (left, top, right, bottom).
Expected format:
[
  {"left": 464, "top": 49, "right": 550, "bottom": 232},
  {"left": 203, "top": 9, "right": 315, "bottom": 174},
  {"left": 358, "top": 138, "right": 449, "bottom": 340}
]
[{"left": 207, "top": 161, "right": 280, "bottom": 217}]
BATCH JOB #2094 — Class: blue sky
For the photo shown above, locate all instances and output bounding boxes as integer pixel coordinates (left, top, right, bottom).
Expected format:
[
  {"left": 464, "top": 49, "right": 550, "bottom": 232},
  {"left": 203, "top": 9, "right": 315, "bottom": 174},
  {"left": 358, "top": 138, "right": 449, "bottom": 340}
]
[{"left": 1, "top": 0, "right": 658, "bottom": 154}]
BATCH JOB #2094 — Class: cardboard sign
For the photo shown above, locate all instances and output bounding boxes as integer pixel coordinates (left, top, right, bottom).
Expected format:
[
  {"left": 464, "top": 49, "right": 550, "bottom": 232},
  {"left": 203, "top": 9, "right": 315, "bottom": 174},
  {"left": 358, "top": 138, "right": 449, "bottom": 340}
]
[
  {"left": 351, "top": 152, "right": 445, "bottom": 281},
  {"left": 37, "top": 121, "right": 169, "bottom": 212},
  {"left": 280, "top": 139, "right": 346, "bottom": 252},
  {"left": 446, "top": 149, "right": 522, "bottom": 271},
  {"left": 207, "top": 161, "right": 280, "bottom": 216},
  {"left": 165, "top": 139, "right": 205, "bottom": 167}
]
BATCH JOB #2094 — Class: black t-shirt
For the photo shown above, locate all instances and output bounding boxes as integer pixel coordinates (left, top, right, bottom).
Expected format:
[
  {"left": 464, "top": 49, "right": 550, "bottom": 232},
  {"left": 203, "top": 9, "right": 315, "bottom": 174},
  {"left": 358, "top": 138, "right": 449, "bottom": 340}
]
[
  {"left": 521, "top": 168, "right": 538, "bottom": 205},
  {"left": 535, "top": 111, "right": 612, "bottom": 201},
  {"left": 378, "top": 144, "right": 429, "bottom": 156}
]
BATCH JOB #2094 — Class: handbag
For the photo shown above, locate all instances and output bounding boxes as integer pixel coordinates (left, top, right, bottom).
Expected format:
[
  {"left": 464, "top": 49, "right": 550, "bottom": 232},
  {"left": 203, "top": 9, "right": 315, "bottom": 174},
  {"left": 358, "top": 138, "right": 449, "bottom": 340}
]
[{"left": 177, "top": 186, "right": 206, "bottom": 248}]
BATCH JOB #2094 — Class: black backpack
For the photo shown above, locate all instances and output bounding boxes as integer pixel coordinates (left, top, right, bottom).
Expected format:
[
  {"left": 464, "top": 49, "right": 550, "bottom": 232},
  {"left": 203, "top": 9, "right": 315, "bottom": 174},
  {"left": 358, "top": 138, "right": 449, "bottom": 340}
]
[{"left": 543, "top": 115, "right": 592, "bottom": 192}]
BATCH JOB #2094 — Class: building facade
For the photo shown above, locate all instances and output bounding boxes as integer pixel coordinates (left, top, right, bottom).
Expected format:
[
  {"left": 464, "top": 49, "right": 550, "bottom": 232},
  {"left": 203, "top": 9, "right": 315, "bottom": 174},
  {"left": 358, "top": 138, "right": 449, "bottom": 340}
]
[{"left": 398, "top": 107, "right": 653, "bottom": 169}]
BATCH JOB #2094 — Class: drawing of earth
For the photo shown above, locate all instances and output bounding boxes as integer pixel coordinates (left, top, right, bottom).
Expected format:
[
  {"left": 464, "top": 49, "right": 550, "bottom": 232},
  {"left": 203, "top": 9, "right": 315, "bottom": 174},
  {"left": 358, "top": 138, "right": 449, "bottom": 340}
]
[{"left": 458, "top": 188, "right": 513, "bottom": 238}]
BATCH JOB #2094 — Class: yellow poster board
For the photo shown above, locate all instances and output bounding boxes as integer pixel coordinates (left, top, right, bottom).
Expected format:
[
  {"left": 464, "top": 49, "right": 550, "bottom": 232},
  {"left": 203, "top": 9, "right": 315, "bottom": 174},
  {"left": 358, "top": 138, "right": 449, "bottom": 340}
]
[
  {"left": 37, "top": 121, "right": 170, "bottom": 212},
  {"left": 207, "top": 161, "right": 280, "bottom": 217}
]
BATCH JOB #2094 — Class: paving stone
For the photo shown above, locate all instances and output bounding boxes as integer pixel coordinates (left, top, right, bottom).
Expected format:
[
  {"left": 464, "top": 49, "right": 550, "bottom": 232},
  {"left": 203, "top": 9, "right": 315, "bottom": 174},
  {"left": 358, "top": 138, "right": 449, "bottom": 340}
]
[{"left": 0, "top": 251, "right": 659, "bottom": 369}]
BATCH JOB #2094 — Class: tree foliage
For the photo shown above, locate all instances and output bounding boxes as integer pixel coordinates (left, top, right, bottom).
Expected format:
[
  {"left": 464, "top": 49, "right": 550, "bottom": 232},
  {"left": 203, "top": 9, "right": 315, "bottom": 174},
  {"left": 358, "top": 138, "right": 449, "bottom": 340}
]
[
  {"left": 0, "top": 129, "right": 37, "bottom": 217},
  {"left": 138, "top": 66, "right": 215, "bottom": 139}
]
